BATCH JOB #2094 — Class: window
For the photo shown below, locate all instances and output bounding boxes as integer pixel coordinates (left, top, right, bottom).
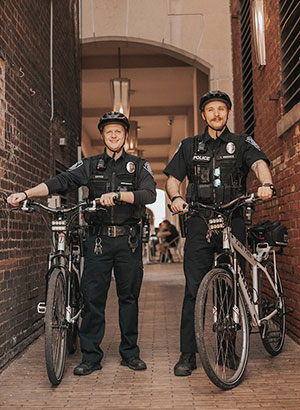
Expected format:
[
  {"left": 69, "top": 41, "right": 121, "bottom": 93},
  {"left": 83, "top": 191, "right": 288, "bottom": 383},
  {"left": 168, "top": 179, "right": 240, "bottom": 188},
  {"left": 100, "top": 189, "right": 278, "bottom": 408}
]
[
  {"left": 279, "top": 0, "right": 300, "bottom": 114},
  {"left": 239, "top": 0, "right": 255, "bottom": 137}
]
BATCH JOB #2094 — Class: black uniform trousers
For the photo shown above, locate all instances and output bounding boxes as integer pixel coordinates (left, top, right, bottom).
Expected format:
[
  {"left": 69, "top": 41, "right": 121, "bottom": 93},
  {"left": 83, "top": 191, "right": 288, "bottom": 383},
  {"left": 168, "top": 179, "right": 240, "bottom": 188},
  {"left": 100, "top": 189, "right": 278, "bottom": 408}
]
[
  {"left": 180, "top": 215, "right": 245, "bottom": 353},
  {"left": 80, "top": 233, "right": 143, "bottom": 363}
]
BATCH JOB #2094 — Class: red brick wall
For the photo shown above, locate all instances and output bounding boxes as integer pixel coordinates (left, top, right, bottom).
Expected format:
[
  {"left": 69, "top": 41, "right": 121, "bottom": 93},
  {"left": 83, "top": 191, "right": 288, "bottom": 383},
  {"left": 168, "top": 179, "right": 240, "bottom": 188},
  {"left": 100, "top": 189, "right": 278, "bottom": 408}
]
[
  {"left": 0, "top": 0, "right": 81, "bottom": 370},
  {"left": 230, "top": 0, "right": 300, "bottom": 343}
]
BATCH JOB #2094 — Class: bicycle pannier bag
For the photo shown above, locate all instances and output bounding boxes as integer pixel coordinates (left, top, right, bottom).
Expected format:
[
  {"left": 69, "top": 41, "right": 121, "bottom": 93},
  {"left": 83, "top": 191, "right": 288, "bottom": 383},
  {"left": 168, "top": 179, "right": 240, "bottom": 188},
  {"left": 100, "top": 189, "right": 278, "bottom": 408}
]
[{"left": 250, "top": 220, "right": 288, "bottom": 247}]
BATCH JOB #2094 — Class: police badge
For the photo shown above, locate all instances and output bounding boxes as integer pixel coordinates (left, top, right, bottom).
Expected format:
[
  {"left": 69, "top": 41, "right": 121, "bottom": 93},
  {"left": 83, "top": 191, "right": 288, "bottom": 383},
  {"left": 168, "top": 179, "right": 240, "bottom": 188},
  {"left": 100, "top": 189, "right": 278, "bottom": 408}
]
[
  {"left": 226, "top": 142, "right": 236, "bottom": 154},
  {"left": 126, "top": 162, "right": 136, "bottom": 173}
]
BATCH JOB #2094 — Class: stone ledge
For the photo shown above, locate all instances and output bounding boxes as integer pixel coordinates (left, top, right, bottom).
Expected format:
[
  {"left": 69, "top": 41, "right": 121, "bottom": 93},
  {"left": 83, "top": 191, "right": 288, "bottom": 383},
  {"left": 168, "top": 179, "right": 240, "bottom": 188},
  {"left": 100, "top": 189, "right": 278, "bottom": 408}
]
[{"left": 277, "top": 102, "right": 300, "bottom": 137}]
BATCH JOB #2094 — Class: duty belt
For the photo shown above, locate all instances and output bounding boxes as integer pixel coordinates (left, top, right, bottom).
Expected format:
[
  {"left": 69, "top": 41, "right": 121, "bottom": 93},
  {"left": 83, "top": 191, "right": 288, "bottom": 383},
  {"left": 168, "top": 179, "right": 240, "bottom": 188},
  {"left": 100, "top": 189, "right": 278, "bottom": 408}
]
[{"left": 89, "top": 224, "right": 139, "bottom": 238}]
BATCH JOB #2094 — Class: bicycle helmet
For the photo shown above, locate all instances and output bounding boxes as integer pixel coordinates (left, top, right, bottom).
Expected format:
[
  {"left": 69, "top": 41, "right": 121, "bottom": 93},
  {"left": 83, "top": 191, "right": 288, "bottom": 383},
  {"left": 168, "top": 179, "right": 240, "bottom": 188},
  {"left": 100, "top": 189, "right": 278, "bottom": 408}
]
[
  {"left": 98, "top": 111, "right": 130, "bottom": 133},
  {"left": 199, "top": 90, "right": 232, "bottom": 111}
]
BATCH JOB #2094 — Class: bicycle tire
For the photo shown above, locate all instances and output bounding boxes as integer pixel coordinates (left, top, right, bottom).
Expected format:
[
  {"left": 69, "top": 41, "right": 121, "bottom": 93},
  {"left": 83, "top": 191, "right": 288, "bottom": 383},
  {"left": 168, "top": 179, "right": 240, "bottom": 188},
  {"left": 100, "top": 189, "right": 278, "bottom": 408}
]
[
  {"left": 258, "top": 260, "right": 285, "bottom": 356},
  {"left": 66, "top": 272, "right": 81, "bottom": 354},
  {"left": 45, "top": 268, "right": 67, "bottom": 385},
  {"left": 195, "top": 268, "right": 250, "bottom": 390}
]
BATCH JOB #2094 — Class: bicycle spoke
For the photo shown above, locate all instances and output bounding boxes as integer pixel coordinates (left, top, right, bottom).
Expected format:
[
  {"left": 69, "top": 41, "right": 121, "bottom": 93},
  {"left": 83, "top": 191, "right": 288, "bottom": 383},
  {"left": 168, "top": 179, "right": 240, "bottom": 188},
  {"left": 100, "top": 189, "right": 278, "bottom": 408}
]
[{"left": 195, "top": 268, "right": 249, "bottom": 390}]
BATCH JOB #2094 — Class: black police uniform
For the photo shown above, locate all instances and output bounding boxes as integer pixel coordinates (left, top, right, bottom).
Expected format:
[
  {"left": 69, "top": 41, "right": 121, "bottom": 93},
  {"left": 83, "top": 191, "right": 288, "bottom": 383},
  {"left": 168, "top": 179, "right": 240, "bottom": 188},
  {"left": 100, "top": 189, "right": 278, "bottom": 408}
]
[
  {"left": 164, "top": 126, "right": 269, "bottom": 353},
  {"left": 45, "top": 149, "right": 156, "bottom": 363}
]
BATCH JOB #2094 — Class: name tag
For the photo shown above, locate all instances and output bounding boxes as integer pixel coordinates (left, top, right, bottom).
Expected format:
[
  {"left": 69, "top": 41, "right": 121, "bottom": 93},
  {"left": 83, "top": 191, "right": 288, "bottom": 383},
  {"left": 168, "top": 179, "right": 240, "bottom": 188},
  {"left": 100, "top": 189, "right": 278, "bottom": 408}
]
[{"left": 219, "top": 155, "right": 235, "bottom": 160}]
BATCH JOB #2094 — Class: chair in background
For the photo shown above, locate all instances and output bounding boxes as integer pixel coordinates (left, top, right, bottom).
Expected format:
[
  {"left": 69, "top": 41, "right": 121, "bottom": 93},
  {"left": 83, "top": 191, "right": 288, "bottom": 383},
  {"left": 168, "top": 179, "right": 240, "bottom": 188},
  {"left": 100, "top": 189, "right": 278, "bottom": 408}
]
[{"left": 160, "top": 236, "right": 183, "bottom": 263}]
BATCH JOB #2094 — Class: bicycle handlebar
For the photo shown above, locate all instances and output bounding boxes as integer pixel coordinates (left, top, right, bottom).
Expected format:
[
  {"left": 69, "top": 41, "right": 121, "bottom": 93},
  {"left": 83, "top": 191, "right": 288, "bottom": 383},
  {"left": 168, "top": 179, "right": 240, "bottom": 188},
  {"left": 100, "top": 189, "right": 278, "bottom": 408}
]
[
  {"left": 19, "top": 198, "right": 107, "bottom": 214},
  {"left": 169, "top": 193, "right": 260, "bottom": 216}
]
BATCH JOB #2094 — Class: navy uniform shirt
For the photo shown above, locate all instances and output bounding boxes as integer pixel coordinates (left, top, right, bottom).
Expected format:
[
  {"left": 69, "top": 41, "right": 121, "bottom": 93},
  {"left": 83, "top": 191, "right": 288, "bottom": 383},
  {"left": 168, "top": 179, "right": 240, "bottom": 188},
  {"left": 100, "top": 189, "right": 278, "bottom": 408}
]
[
  {"left": 45, "top": 150, "right": 156, "bottom": 206},
  {"left": 164, "top": 127, "right": 269, "bottom": 187}
]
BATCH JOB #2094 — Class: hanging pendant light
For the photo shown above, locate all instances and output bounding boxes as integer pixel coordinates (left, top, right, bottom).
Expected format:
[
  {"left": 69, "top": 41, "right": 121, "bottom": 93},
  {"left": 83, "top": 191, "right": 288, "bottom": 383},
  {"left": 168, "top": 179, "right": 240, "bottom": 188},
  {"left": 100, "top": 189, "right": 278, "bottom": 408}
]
[
  {"left": 111, "top": 48, "right": 131, "bottom": 117},
  {"left": 126, "top": 120, "right": 138, "bottom": 154}
]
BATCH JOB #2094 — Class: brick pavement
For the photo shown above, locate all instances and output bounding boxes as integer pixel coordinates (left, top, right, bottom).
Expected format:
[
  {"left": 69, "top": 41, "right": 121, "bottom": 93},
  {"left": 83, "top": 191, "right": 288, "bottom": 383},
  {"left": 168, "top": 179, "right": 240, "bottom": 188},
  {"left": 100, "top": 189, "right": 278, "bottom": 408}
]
[{"left": 0, "top": 262, "right": 300, "bottom": 410}]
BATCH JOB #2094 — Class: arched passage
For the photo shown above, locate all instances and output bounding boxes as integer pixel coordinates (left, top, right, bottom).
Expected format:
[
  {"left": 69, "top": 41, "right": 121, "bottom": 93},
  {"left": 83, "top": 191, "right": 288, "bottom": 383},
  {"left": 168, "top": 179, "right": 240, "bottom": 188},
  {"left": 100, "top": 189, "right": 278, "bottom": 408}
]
[{"left": 81, "top": 38, "right": 210, "bottom": 190}]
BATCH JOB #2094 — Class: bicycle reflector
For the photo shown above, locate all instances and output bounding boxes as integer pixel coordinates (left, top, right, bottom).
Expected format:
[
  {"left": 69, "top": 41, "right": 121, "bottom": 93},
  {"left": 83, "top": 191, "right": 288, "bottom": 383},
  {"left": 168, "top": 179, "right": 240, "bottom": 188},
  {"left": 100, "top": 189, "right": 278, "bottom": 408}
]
[
  {"left": 51, "top": 220, "right": 67, "bottom": 231},
  {"left": 208, "top": 216, "right": 225, "bottom": 232}
]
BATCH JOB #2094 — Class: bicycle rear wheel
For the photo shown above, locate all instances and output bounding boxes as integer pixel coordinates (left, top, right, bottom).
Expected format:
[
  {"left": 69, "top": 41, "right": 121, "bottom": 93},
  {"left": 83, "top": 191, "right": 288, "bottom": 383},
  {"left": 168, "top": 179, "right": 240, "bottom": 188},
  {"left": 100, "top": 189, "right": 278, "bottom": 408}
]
[
  {"left": 45, "top": 268, "right": 67, "bottom": 385},
  {"left": 195, "top": 268, "right": 250, "bottom": 390},
  {"left": 258, "top": 260, "right": 285, "bottom": 355}
]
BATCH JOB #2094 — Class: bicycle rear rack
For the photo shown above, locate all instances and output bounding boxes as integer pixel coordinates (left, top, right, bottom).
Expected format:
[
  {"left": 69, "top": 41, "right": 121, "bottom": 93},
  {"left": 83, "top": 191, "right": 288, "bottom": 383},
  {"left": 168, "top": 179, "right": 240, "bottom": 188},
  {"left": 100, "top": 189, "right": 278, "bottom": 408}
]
[{"left": 37, "top": 302, "right": 46, "bottom": 314}]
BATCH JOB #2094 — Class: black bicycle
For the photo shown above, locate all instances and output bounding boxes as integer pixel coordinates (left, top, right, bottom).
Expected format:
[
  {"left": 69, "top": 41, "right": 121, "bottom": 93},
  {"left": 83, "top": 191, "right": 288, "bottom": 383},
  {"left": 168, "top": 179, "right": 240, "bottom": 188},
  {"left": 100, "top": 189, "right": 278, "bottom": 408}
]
[
  {"left": 182, "top": 194, "right": 287, "bottom": 389},
  {"left": 13, "top": 198, "right": 104, "bottom": 385}
]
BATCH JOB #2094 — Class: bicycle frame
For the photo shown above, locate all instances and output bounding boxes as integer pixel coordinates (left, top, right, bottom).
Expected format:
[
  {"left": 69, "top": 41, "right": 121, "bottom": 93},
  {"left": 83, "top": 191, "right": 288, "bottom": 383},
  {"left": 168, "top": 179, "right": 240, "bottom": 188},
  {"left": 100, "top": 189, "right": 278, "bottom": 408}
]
[
  {"left": 222, "top": 226, "right": 283, "bottom": 329},
  {"left": 9, "top": 198, "right": 105, "bottom": 385},
  {"left": 192, "top": 193, "right": 286, "bottom": 389},
  {"left": 38, "top": 219, "right": 79, "bottom": 325}
]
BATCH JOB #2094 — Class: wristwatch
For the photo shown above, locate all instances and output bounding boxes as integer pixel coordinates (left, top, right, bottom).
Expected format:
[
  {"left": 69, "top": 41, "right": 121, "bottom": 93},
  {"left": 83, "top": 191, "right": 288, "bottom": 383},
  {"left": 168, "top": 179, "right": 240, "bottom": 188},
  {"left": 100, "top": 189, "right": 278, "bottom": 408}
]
[
  {"left": 262, "top": 183, "right": 276, "bottom": 194},
  {"left": 171, "top": 195, "right": 184, "bottom": 203},
  {"left": 263, "top": 183, "right": 275, "bottom": 189}
]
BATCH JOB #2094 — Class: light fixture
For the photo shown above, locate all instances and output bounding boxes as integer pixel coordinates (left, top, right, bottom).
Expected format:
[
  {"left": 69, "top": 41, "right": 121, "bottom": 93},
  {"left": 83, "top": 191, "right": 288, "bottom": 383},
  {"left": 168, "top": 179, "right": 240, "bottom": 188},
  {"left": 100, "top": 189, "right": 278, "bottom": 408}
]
[
  {"left": 126, "top": 120, "right": 138, "bottom": 154},
  {"left": 111, "top": 48, "right": 131, "bottom": 117},
  {"left": 252, "top": 0, "right": 266, "bottom": 68}
]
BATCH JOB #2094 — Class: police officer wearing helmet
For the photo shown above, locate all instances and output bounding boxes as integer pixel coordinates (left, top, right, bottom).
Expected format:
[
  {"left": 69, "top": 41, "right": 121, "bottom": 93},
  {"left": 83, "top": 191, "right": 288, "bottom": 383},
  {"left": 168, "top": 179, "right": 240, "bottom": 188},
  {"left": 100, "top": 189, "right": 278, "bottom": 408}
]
[
  {"left": 163, "top": 90, "right": 274, "bottom": 377},
  {"left": 7, "top": 111, "right": 156, "bottom": 376}
]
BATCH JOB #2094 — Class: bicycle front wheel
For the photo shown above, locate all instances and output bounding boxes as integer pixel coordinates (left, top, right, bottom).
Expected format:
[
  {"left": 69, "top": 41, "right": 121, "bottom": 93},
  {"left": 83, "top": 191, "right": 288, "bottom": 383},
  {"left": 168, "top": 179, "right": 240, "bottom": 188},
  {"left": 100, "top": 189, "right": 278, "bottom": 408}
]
[
  {"left": 66, "top": 272, "right": 81, "bottom": 354},
  {"left": 258, "top": 260, "right": 285, "bottom": 355},
  {"left": 45, "top": 268, "right": 67, "bottom": 385},
  {"left": 195, "top": 268, "right": 250, "bottom": 390}
]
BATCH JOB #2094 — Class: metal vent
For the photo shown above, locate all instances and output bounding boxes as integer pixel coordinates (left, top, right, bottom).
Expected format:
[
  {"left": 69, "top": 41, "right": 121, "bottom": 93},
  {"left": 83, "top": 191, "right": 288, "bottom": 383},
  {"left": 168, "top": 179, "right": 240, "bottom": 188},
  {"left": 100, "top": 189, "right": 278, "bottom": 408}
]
[
  {"left": 279, "top": 0, "right": 300, "bottom": 114},
  {"left": 239, "top": 0, "right": 255, "bottom": 137}
]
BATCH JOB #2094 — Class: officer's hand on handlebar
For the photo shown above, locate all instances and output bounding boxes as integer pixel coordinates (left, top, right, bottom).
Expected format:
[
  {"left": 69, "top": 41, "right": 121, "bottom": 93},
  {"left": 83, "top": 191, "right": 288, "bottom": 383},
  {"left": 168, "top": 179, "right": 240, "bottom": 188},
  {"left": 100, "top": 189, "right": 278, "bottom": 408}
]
[
  {"left": 6, "top": 192, "right": 27, "bottom": 207},
  {"left": 257, "top": 185, "right": 274, "bottom": 201},
  {"left": 98, "top": 192, "right": 118, "bottom": 207},
  {"left": 170, "top": 197, "right": 187, "bottom": 213}
]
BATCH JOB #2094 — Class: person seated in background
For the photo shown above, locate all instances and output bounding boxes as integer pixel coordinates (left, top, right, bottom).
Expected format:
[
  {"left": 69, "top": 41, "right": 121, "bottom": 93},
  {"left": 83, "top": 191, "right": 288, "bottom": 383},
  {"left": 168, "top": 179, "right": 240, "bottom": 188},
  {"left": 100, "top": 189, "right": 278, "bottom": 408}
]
[{"left": 157, "top": 219, "right": 179, "bottom": 262}]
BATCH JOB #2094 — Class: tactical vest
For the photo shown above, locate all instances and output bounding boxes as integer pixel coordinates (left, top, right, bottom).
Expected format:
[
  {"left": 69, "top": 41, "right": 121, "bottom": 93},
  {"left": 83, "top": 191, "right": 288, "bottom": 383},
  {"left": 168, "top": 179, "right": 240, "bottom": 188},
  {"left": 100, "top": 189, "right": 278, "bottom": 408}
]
[
  {"left": 186, "top": 133, "right": 244, "bottom": 204},
  {"left": 87, "top": 153, "right": 143, "bottom": 225}
]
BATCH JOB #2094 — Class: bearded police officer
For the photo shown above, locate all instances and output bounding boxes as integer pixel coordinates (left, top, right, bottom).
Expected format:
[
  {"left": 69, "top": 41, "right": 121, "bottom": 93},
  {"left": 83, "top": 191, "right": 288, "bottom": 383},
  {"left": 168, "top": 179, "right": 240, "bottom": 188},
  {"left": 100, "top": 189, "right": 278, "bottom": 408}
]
[
  {"left": 163, "top": 91, "right": 274, "bottom": 377},
  {"left": 7, "top": 112, "right": 156, "bottom": 376}
]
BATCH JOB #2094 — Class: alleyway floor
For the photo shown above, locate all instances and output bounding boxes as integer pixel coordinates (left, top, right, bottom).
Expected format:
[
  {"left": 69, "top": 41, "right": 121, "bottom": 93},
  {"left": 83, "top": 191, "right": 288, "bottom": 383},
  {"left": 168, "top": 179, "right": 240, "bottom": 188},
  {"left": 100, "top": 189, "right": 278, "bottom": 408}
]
[{"left": 0, "top": 263, "right": 300, "bottom": 410}]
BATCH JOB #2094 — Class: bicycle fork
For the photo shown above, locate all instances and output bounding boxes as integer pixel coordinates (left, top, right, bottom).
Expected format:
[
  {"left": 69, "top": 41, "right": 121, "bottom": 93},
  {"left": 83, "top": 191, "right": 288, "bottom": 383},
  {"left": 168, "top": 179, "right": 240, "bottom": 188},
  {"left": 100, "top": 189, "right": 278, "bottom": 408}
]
[{"left": 222, "top": 227, "right": 241, "bottom": 328}]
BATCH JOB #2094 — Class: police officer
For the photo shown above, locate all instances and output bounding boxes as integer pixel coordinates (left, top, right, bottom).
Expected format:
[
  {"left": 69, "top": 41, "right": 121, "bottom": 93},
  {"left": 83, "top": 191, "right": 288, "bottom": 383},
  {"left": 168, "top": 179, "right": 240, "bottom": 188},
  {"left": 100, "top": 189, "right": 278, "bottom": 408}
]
[
  {"left": 7, "top": 111, "right": 156, "bottom": 376},
  {"left": 163, "top": 90, "right": 274, "bottom": 376}
]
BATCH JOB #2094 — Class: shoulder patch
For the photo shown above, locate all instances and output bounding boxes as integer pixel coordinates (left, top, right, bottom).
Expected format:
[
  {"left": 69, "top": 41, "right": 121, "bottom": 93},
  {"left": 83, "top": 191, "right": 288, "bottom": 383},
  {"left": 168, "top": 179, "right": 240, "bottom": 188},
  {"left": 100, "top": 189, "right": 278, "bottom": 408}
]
[
  {"left": 143, "top": 161, "right": 153, "bottom": 176},
  {"left": 174, "top": 142, "right": 182, "bottom": 156},
  {"left": 67, "top": 160, "right": 83, "bottom": 171},
  {"left": 245, "top": 136, "right": 261, "bottom": 151}
]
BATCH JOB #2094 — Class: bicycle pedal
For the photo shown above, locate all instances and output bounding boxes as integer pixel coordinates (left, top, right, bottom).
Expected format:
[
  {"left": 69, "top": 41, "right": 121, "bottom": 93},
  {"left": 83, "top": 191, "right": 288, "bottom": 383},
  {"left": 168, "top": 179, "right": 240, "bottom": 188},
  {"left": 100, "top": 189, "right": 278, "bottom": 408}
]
[
  {"left": 37, "top": 302, "right": 46, "bottom": 314},
  {"left": 260, "top": 320, "right": 268, "bottom": 339}
]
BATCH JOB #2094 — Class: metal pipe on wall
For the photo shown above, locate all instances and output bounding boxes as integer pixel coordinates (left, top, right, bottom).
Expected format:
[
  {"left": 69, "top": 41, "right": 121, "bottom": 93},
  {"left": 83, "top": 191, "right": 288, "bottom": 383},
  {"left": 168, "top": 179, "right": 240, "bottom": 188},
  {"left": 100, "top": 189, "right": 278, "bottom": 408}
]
[{"left": 50, "top": 0, "right": 54, "bottom": 121}]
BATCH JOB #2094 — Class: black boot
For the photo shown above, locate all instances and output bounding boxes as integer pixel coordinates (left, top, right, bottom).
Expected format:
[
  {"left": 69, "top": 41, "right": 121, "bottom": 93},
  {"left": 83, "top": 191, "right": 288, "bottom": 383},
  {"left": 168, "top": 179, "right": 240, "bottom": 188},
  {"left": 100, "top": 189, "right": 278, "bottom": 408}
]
[
  {"left": 120, "top": 356, "right": 147, "bottom": 370},
  {"left": 73, "top": 361, "right": 102, "bottom": 376},
  {"left": 174, "top": 353, "right": 197, "bottom": 376}
]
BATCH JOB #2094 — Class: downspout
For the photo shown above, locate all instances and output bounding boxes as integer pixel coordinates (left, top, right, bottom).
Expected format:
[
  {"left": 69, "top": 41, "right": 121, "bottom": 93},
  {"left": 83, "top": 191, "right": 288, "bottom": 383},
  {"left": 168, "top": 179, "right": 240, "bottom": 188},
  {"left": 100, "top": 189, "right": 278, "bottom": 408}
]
[{"left": 50, "top": 0, "right": 54, "bottom": 121}]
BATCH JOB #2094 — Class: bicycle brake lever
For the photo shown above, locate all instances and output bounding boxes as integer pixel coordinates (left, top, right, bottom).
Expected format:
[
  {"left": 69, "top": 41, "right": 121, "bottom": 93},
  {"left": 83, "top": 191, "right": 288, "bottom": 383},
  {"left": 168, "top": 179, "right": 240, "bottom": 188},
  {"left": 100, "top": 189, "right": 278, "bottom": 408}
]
[
  {"left": 167, "top": 203, "right": 188, "bottom": 215},
  {"left": 86, "top": 199, "right": 107, "bottom": 212},
  {"left": 20, "top": 199, "right": 34, "bottom": 212}
]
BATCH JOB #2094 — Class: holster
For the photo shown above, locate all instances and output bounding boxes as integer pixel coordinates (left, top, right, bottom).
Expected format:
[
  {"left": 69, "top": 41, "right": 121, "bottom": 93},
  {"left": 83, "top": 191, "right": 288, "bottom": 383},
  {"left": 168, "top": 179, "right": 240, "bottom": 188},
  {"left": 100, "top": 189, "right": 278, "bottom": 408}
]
[{"left": 179, "top": 213, "right": 188, "bottom": 238}]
